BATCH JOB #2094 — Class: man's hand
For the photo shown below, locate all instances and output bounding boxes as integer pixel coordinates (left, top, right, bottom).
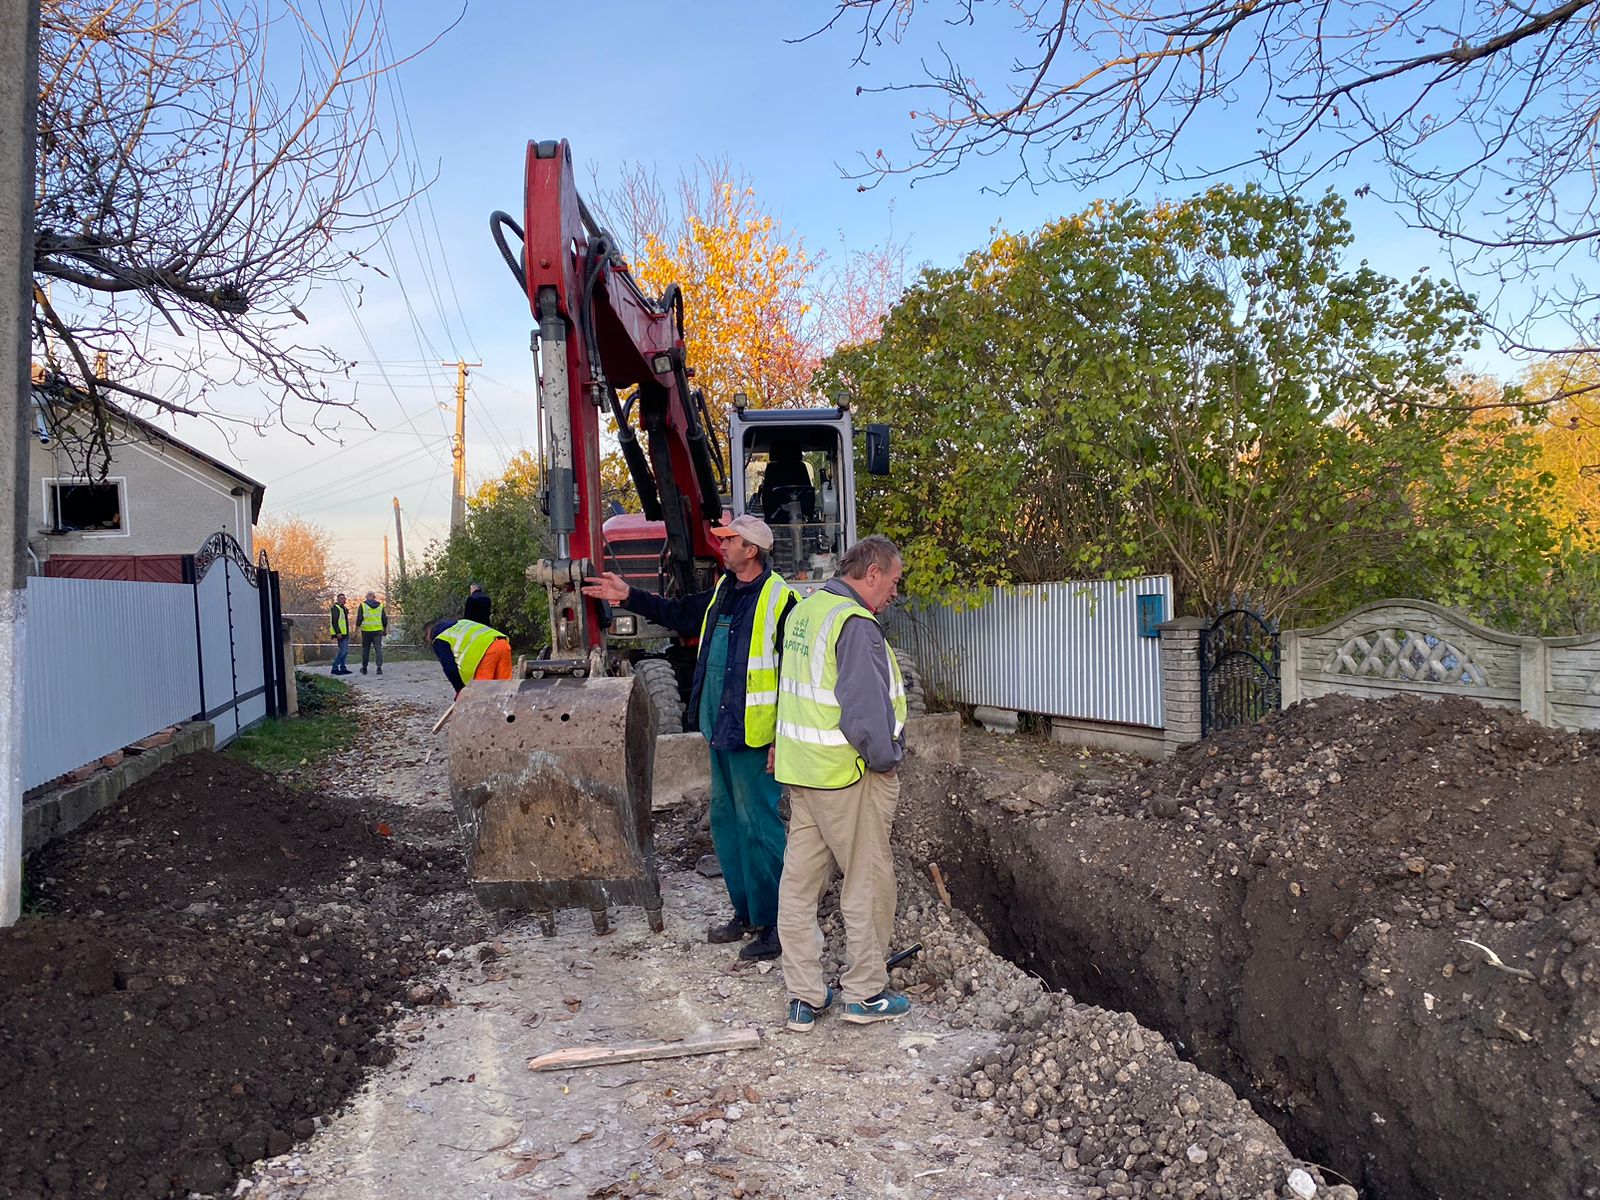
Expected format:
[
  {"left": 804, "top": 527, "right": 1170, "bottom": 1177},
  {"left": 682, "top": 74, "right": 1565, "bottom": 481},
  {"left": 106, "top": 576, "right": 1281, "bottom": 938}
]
[
  {"left": 580, "top": 572, "right": 630, "bottom": 603},
  {"left": 766, "top": 746, "right": 776, "bottom": 775}
]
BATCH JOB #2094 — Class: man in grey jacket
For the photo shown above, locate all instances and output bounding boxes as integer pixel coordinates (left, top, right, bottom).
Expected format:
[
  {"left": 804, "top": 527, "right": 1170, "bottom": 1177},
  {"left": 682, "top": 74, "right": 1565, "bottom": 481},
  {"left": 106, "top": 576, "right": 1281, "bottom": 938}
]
[{"left": 773, "top": 534, "right": 909, "bottom": 1031}]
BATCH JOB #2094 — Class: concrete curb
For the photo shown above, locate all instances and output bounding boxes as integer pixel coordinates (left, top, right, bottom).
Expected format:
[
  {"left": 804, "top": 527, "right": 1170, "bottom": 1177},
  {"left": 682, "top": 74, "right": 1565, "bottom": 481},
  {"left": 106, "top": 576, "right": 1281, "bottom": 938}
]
[{"left": 23, "top": 721, "right": 215, "bottom": 854}]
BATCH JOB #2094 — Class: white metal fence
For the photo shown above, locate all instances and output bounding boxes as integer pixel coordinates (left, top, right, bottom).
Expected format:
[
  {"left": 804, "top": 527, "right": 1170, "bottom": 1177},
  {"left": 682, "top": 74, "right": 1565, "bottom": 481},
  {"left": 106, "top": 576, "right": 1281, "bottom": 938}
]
[
  {"left": 23, "top": 577, "right": 201, "bottom": 789},
  {"left": 22, "top": 534, "right": 285, "bottom": 791},
  {"left": 887, "top": 575, "right": 1173, "bottom": 728}
]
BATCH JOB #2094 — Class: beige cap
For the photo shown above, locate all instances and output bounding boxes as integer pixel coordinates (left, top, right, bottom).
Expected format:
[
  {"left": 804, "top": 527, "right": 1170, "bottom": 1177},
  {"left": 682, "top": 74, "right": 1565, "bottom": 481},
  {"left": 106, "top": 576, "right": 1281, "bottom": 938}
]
[{"left": 710, "top": 513, "right": 774, "bottom": 551}]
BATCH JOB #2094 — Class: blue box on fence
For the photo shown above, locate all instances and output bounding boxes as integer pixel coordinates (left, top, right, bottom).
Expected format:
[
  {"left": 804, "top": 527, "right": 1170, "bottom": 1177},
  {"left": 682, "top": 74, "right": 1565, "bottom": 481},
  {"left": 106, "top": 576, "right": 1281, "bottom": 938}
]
[{"left": 1137, "top": 593, "right": 1165, "bottom": 638}]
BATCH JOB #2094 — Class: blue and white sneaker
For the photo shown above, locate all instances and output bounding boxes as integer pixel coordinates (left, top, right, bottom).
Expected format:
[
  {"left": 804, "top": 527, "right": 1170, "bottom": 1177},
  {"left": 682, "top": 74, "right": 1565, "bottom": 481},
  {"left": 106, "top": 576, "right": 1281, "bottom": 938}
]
[
  {"left": 785, "top": 986, "right": 836, "bottom": 1032},
  {"left": 841, "top": 990, "right": 911, "bottom": 1025}
]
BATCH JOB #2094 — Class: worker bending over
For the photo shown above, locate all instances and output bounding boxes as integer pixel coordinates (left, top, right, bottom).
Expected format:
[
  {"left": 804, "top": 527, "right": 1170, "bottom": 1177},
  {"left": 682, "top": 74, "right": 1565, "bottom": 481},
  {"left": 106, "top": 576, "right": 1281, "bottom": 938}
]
[
  {"left": 774, "top": 534, "right": 908, "bottom": 1031},
  {"left": 583, "top": 515, "right": 797, "bottom": 961},
  {"left": 430, "top": 616, "right": 513, "bottom": 694}
]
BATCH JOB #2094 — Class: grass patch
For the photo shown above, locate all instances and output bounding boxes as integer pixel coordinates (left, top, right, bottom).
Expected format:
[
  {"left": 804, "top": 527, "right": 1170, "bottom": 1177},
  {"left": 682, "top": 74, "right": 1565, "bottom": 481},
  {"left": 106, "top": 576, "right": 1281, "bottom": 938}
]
[{"left": 227, "top": 673, "right": 355, "bottom": 778}]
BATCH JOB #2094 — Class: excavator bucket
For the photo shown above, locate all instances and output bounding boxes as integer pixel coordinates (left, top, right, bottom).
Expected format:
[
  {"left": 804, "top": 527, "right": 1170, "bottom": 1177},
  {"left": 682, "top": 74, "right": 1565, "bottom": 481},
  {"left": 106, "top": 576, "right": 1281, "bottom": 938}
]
[{"left": 446, "top": 675, "right": 664, "bottom": 935}]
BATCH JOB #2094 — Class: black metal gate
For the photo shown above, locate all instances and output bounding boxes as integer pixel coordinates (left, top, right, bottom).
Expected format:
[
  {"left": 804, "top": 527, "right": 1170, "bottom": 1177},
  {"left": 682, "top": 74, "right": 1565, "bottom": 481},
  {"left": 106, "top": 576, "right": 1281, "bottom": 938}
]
[{"left": 1200, "top": 608, "right": 1281, "bottom": 737}]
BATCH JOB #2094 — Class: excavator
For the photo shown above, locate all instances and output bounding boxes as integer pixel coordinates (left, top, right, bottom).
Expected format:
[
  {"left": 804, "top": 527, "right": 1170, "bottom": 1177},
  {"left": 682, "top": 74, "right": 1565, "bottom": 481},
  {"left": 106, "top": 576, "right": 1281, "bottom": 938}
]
[{"left": 447, "top": 138, "right": 892, "bottom": 933}]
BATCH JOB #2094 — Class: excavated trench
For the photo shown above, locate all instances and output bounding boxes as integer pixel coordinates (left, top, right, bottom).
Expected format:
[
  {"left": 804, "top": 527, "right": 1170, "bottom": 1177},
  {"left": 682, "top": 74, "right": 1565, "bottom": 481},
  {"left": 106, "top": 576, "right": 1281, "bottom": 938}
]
[{"left": 907, "top": 696, "right": 1600, "bottom": 1200}]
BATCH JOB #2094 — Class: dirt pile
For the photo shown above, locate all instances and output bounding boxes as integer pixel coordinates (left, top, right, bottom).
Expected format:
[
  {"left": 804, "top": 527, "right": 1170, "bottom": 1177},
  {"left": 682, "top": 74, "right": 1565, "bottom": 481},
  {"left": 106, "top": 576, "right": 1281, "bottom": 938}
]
[
  {"left": 33, "top": 751, "right": 382, "bottom": 911},
  {"left": 910, "top": 696, "right": 1600, "bottom": 1200},
  {"left": 3, "top": 750, "right": 475, "bottom": 1200}
]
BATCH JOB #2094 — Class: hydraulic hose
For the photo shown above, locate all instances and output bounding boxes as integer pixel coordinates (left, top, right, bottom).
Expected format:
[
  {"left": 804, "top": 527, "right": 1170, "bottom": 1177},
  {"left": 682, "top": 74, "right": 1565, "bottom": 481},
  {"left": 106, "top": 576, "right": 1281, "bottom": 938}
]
[{"left": 489, "top": 212, "right": 528, "bottom": 295}]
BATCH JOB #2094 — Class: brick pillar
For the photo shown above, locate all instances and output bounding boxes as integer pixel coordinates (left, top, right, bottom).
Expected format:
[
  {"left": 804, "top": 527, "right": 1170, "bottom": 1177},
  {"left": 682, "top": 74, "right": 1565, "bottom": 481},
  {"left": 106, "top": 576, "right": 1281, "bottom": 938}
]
[{"left": 1158, "top": 616, "right": 1208, "bottom": 755}]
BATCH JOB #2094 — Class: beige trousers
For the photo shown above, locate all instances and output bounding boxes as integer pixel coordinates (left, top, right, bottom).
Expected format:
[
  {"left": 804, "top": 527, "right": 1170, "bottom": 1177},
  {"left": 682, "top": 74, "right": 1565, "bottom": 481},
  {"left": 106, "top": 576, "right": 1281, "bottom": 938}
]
[{"left": 777, "top": 770, "right": 900, "bottom": 1006}]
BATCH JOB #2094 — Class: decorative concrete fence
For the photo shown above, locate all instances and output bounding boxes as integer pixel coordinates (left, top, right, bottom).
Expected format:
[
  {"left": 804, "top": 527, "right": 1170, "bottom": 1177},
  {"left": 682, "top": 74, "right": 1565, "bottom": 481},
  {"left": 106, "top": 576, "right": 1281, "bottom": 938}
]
[{"left": 1279, "top": 599, "right": 1600, "bottom": 732}]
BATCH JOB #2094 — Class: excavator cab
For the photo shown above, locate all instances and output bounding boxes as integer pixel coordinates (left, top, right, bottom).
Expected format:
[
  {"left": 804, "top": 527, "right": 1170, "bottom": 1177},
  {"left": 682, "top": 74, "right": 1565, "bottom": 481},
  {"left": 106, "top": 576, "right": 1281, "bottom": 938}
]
[{"left": 729, "top": 404, "right": 873, "bottom": 592}]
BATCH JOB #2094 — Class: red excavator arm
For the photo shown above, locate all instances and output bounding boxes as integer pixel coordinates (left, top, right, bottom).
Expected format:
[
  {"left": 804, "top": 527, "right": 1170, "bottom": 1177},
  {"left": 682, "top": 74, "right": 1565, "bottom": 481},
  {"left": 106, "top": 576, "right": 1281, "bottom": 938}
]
[{"left": 490, "top": 139, "right": 727, "bottom": 669}]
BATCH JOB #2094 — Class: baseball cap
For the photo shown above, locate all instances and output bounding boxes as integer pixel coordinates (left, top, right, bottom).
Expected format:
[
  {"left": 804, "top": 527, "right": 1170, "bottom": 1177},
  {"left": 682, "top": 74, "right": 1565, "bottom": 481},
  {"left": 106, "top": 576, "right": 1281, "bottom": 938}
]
[{"left": 710, "top": 514, "right": 774, "bottom": 551}]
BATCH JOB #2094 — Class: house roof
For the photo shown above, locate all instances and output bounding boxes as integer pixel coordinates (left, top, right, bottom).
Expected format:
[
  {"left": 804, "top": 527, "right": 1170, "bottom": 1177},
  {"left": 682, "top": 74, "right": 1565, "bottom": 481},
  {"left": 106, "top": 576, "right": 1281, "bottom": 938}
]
[{"left": 32, "top": 383, "right": 267, "bottom": 521}]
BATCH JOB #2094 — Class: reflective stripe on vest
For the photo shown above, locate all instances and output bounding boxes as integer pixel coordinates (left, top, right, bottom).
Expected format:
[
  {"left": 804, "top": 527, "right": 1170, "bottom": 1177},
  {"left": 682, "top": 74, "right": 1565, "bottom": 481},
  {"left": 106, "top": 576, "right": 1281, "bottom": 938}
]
[
  {"left": 358, "top": 602, "right": 385, "bottom": 632},
  {"left": 696, "top": 571, "right": 796, "bottom": 748},
  {"left": 773, "top": 589, "right": 907, "bottom": 789},
  {"left": 330, "top": 605, "right": 347, "bottom": 636},
  {"left": 436, "top": 619, "right": 507, "bottom": 682}
]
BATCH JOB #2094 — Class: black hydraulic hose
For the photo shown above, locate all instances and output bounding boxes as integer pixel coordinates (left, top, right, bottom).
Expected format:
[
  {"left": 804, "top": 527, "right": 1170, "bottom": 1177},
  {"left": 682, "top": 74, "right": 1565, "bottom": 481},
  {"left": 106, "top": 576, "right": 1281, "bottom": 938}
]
[
  {"left": 488, "top": 211, "right": 527, "bottom": 295},
  {"left": 610, "top": 385, "right": 661, "bottom": 520}
]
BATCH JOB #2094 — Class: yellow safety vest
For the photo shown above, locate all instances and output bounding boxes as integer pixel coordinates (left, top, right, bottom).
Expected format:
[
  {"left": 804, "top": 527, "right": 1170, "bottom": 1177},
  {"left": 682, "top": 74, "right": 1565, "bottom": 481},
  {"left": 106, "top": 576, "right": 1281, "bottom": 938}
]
[
  {"left": 697, "top": 571, "right": 796, "bottom": 748},
  {"left": 436, "top": 618, "right": 508, "bottom": 682},
  {"left": 330, "top": 605, "right": 348, "bottom": 636},
  {"left": 358, "top": 602, "right": 386, "bottom": 632},
  {"left": 774, "top": 589, "right": 907, "bottom": 789}
]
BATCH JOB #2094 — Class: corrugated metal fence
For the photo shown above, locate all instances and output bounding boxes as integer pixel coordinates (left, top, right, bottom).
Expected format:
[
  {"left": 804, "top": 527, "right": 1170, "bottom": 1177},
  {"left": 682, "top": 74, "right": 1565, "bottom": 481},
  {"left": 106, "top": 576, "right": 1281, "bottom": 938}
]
[
  {"left": 886, "top": 575, "right": 1173, "bottom": 728},
  {"left": 22, "top": 533, "right": 284, "bottom": 791},
  {"left": 23, "top": 577, "right": 202, "bottom": 788}
]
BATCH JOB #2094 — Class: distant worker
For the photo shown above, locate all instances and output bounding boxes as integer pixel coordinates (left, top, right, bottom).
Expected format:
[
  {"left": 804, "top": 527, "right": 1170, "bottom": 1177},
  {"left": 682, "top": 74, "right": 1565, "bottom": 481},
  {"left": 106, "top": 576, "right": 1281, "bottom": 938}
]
[
  {"left": 329, "top": 592, "right": 351, "bottom": 675},
  {"left": 430, "top": 616, "right": 513, "bottom": 694},
  {"left": 464, "top": 583, "right": 493, "bottom": 626},
  {"left": 582, "top": 514, "right": 797, "bottom": 961},
  {"left": 774, "top": 534, "right": 908, "bottom": 1032},
  {"left": 357, "top": 591, "right": 387, "bottom": 675}
]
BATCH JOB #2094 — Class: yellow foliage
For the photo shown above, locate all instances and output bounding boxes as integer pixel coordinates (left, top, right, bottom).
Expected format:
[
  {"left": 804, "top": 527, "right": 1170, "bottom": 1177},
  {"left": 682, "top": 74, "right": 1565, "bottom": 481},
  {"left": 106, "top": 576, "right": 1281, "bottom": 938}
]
[
  {"left": 627, "top": 178, "right": 819, "bottom": 428},
  {"left": 1521, "top": 356, "right": 1600, "bottom": 548}
]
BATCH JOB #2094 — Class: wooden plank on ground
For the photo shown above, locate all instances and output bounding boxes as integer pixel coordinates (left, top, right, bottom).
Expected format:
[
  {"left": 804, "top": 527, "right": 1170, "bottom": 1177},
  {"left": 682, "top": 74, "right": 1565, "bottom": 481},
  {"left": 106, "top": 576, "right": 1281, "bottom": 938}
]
[{"left": 527, "top": 1029, "right": 761, "bottom": 1073}]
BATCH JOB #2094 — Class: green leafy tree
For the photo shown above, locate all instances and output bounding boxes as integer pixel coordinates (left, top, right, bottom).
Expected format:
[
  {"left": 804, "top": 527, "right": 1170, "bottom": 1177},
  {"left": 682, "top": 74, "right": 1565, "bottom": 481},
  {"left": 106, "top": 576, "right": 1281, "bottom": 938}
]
[
  {"left": 398, "top": 451, "right": 550, "bottom": 651},
  {"left": 822, "top": 187, "right": 1555, "bottom": 622}
]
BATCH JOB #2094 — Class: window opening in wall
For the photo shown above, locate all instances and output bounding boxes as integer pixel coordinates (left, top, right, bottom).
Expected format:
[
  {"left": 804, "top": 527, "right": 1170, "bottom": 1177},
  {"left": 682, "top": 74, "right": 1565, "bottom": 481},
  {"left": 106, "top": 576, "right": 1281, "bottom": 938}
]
[{"left": 50, "top": 482, "right": 123, "bottom": 532}]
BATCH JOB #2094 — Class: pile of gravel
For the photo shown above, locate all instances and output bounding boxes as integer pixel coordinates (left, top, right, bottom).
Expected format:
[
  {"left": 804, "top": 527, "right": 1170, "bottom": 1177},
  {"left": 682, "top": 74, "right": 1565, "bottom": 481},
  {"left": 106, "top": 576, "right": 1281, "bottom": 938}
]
[{"left": 951, "top": 999, "right": 1353, "bottom": 1200}]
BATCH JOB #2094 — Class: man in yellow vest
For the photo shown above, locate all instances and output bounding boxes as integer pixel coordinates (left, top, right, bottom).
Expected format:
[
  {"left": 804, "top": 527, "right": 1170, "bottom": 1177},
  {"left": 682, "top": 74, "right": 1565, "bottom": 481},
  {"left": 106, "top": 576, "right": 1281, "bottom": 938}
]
[
  {"left": 582, "top": 514, "right": 797, "bottom": 960},
  {"left": 357, "top": 591, "right": 387, "bottom": 675},
  {"left": 774, "top": 534, "right": 909, "bottom": 1031},
  {"left": 430, "top": 616, "right": 513, "bottom": 693},
  {"left": 328, "top": 592, "right": 351, "bottom": 675}
]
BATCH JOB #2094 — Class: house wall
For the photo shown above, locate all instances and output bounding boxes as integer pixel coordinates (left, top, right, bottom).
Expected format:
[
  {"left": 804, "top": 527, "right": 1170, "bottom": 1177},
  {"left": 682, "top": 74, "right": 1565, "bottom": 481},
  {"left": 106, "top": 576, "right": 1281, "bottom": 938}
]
[{"left": 28, "top": 418, "right": 254, "bottom": 564}]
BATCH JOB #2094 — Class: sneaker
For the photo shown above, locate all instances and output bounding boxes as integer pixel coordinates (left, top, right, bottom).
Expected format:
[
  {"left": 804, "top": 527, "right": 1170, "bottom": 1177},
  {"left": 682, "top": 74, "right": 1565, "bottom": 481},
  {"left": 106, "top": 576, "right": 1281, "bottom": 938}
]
[
  {"left": 739, "top": 927, "right": 781, "bottom": 961},
  {"left": 706, "top": 917, "right": 750, "bottom": 944},
  {"left": 786, "top": 986, "right": 835, "bottom": 1033},
  {"left": 841, "top": 990, "right": 912, "bottom": 1025},
  {"left": 360, "top": 667, "right": 367, "bottom": 675},
  {"left": 376, "top": 667, "right": 383, "bottom": 675}
]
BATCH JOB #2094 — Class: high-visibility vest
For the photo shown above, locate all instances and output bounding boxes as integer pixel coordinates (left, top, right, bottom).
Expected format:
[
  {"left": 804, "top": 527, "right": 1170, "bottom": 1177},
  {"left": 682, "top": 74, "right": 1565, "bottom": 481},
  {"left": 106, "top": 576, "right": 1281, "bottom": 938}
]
[
  {"left": 697, "top": 571, "right": 796, "bottom": 748},
  {"left": 774, "top": 589, "right": 907, "bottom": 788},
  {"left": 330, "top": 605, "right": 348, "bottom": 636},
  {"left": 436, "top": 619, "right": 508, "bottom": 682},
  {"left": 358, "top": 601, "right": 386, "bottom": 632}
]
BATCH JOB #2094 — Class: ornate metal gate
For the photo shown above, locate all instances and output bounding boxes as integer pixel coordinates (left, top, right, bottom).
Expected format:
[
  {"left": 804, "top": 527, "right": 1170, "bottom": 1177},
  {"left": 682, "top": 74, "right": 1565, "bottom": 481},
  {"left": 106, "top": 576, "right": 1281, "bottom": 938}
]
[{"left": 1200, "top": 608, "right": 1281, "bottom": 737}]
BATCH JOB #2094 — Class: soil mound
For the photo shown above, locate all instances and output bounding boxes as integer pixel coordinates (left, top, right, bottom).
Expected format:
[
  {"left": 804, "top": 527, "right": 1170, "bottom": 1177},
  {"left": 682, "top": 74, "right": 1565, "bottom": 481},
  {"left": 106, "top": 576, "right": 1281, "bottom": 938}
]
[
  {"left": 0, "top": 915, "right": 409, "bottom": 1200},
  {"left": 1129, "top": 692, "right": 1600, "bottom": 925},
  {"left": 9, "top": 750, "right": 473, "bottom": 1199},
  {"left": 33, "top": 750, "right": 383, "bottom": 911},
  {"left": 914, "top": 694, "right": 1600, "bottom": 1200}
]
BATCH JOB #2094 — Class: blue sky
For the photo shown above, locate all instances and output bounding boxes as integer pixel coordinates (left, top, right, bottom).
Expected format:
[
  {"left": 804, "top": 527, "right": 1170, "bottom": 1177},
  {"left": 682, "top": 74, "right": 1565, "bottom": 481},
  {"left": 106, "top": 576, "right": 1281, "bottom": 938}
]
[{"left": 167, "top": 1, "right": 1538, "bottom": 590}]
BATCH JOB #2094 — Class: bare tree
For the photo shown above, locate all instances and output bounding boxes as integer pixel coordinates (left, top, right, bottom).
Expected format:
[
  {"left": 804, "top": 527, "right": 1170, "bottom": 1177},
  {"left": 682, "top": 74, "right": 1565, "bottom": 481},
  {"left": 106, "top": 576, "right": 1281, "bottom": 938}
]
[
  {"left": 33, "top": 0, "right": 453, "bottom": 470},
  {"left": 808, "top": 0, "right": 1600, "bottom": 350}
]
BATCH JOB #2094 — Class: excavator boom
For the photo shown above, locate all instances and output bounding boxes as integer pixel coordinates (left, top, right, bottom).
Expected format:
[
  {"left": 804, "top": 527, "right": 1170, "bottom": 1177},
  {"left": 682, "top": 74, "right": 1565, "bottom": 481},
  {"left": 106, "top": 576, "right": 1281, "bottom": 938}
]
[{"left": 452, "top": 138, "right": 726, "bottom": 933}]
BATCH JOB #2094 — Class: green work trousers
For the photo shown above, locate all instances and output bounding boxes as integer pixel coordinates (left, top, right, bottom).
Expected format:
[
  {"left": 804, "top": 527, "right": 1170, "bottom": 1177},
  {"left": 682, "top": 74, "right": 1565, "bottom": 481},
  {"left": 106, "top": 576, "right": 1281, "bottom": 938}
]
[{"left": 708, "top": 745, "right": 787, "bottom": 930}]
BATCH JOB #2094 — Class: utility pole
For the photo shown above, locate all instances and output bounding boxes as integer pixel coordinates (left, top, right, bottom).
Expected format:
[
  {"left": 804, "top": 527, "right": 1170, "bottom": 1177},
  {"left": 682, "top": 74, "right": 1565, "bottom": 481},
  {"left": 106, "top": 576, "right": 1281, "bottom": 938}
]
[
  {"left": 392, "top": 497, "right": 407, "bottom": 592},
  {"left": 443, "top": 358, "right": 480, "bottom": 535},
  {"left": 383, "top": 533, "right": 390, "bottom": 602},
  {"left": 1, "top": 0, "right": 39, "bottom": 927}
]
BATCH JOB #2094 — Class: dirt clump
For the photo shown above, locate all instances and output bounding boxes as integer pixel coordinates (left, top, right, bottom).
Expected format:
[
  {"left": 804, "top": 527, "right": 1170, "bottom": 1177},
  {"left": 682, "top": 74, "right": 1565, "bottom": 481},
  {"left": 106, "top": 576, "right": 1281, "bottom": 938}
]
[
  {"left": 5, "top": 748, "right": 475, "bottom": 1200},
  {"left": 912, "top": 694, "right": 1600, "bottom": 1200}
]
